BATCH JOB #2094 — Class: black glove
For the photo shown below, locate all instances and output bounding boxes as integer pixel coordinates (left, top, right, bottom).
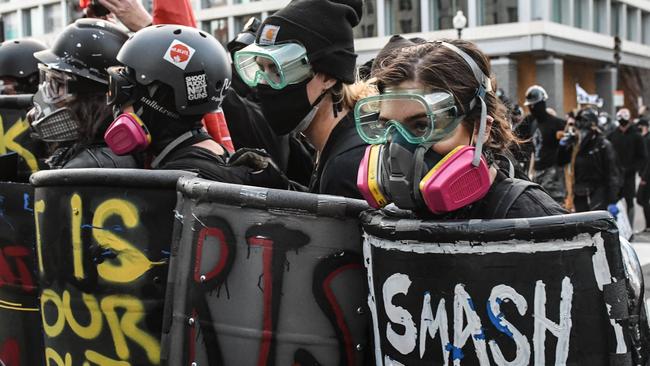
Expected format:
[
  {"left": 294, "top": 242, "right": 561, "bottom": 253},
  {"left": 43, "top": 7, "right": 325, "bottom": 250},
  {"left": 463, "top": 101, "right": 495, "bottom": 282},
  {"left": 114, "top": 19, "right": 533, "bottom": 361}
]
[{"left": 228, "top": 148, "right": 293, "bottom": 190}]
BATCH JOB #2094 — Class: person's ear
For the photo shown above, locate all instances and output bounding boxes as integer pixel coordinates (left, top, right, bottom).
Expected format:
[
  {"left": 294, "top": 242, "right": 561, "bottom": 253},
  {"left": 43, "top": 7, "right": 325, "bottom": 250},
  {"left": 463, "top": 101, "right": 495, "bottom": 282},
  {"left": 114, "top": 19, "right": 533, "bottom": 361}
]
[
  {"left": 473, "top": 115, "right": 494, "bottom": 144},
  {"left": 314, "top": 73, "right": 337, "bottom": 90}
]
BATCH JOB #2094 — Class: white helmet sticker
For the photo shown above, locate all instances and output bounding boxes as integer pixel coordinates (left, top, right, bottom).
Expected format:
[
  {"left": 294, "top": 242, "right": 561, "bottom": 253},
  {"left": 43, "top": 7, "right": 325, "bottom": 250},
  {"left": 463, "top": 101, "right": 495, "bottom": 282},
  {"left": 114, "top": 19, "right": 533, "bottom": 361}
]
[{"left": 163, "top": 39, "right": 196, "bottom": 70}]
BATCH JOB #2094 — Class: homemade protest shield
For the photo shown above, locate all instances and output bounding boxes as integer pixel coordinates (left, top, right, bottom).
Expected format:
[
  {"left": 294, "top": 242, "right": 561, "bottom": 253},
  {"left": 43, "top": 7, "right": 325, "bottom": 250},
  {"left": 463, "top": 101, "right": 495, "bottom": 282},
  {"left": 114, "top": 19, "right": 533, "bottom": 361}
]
[
  {"left": 31, "top": 169, "right": 193, "bottom": 366},
  {"left": 0, "top": 108, "right": 46, "bottom": 181},
  {"left": 362, "top": 211, "right": 640, "bottom": 366},
  {"left": 161, "top": 178, "right": 370, "bottom": 366},
  {"left": 0, "top": 182, "right": 42, "bottom": 366}
]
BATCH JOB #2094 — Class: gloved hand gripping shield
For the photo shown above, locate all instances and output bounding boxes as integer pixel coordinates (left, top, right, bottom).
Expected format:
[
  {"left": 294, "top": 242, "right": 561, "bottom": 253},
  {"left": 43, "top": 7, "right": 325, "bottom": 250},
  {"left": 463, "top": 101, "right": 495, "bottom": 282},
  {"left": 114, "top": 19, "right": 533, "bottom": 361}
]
[{"left": 233, "top": 42, "right": 313, "bottom": 90}]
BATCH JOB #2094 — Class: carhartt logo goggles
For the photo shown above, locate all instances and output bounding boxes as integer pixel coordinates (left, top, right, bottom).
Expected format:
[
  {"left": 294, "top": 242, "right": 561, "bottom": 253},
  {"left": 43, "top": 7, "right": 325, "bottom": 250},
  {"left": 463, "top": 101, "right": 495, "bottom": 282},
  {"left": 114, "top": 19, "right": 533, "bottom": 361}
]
[
  {"left": 354, "top": 90, "right": 461, "bottom": 145},
  {"left": 233, "top": 42, "right": 313, "bottom": 90}
]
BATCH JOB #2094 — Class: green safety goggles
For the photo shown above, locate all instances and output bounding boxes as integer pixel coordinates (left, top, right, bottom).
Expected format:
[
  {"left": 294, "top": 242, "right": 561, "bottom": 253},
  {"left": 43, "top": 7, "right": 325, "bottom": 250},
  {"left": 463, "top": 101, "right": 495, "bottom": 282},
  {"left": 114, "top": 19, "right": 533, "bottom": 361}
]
[
  {"left": 233, "top": 42, "right": 313, "bottom": 90},
  {"left": 354, "top": 90, "right": 461, "bottom": 145}
]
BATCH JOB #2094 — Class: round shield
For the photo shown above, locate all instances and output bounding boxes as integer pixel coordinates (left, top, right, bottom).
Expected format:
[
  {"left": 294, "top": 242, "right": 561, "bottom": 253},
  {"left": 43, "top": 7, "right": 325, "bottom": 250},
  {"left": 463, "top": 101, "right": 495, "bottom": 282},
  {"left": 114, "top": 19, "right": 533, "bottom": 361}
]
[
  {"left": 362, "top": 210, "right": 637, "bottom": 365},
  {"left": 161, "top": 177, "right": 370, "bottom": 365}
]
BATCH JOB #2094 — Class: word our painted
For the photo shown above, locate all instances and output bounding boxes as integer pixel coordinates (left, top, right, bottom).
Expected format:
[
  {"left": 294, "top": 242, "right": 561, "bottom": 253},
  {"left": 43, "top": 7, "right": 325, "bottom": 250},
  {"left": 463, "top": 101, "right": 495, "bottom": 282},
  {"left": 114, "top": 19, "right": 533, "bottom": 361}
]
[{"left": 35, "top": 186, "right": 177, "bottom": 366}]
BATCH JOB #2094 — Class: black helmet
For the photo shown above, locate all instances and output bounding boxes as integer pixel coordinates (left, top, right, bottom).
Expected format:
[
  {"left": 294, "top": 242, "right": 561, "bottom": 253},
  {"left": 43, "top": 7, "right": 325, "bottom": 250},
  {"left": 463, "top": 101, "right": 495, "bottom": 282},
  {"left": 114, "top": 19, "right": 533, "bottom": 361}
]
[
  {"left": 117, "top": 24, "right": 231, "bottom": 116},
  {"left": 34, "top": 19, "right": 129, "bottom": 85},
  {"left": 0, "top": 39, "right": 47, "bottom": 79},
  {"left": 227, "top": 17, "right": 261, "bottom": 59},
  {"left": 576, "top": 108, "right": 599, "bottom": 129},
  {"left": 524, "top": 85, "right": 548, "bottom": 106}
]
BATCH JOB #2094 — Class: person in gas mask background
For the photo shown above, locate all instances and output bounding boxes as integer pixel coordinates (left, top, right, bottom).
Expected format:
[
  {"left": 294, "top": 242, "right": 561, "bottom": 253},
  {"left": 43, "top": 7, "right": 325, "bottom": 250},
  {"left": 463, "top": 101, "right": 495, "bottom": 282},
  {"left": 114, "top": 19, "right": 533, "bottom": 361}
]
[
  {"left": 608, "top": 107, "right": 646, "bottom": 222},
  {"left": 356, "top": 40, "right": 566, "bottom": 219},
  {"left": 0, "top": 38, "right": 48, "bottom": 180},
  {"left": 233, "top": 0, "right": 374, "bottom": 198},
  {"left": 104, "top": 24, "right": 290, "bottom": 188},
  {"left": 518, "top": 85, "right": 566, "bottom": 203},
  {"left": 28, "top": 19, "right": 138, "bottom": 170},
  {"left": 558, "top": 108, "right": 621, "bottom": 213}
]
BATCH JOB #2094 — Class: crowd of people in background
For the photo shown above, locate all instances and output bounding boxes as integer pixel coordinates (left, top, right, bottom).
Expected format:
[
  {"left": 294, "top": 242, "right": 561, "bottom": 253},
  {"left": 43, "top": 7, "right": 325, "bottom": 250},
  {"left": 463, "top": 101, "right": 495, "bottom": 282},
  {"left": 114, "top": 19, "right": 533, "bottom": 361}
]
[{"left": 504, "top": 82, "right": 650, "bottom": 230}]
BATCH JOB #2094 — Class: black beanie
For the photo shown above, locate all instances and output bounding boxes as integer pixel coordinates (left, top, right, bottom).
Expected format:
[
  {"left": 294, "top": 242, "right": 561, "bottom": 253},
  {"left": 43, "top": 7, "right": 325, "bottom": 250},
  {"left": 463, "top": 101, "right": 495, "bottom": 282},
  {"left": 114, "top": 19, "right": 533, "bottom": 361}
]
[
  {"left": 371, "top": 35, "right": 427, "bottom": 76},
  {"left": 256, "top": 0, "right": 363, "bottom": 84}
]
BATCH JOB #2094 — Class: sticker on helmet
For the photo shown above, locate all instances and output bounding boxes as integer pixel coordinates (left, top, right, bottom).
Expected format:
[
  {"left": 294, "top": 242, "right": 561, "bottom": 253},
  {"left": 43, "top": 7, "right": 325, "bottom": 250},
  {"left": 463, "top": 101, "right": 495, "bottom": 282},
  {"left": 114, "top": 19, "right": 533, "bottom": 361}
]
[
  {"left": 164, "top": 40, "right": 196, "bottom": 70},
  {"left": 185, "top": 71, "right": 209, "bottom": 104},
  {"left": 259, "top": 25, "right": 280, "bottom": 45}
]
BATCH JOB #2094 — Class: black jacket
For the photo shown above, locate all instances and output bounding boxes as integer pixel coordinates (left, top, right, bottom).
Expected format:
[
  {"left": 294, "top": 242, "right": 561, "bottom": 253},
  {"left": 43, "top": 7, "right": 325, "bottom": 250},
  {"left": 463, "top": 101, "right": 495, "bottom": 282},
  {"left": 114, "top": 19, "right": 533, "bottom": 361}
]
[
  {"left": 515, "top": 112, "right": 565, "bottom": 170},
  {"left": 641, "top": 132, "right": 650, "bottom": 181},
  {"left": 608, "top": 125, "right": 646, "bottom": 175},
  {"left": 558, "top": 132, "right": 621, "bottom": 204},
  {"left": 391, "top": 170, "right": 566, "bottom": 220},
  {"left": 309, "top": 112, "right": 367, "bottom": 199},
  {"left": 51, "top": 145, "right": 139, "bottom": 169},
  {"left": 157, "top": 140, "right": 288, "bottom": 190}
]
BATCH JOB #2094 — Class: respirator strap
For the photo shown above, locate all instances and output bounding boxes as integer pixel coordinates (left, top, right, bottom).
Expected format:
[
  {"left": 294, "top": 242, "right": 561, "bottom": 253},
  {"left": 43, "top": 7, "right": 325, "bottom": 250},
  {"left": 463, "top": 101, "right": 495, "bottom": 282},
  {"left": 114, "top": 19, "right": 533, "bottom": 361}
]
[
  {"left": 472, "top": 96, "right": 487, "bottom": 167},
  {"left": 151, "top": 128, "right": 207, "bottom": 168},
  {"left": 412, "top": 145, "right": 431, "bottom": 206}
]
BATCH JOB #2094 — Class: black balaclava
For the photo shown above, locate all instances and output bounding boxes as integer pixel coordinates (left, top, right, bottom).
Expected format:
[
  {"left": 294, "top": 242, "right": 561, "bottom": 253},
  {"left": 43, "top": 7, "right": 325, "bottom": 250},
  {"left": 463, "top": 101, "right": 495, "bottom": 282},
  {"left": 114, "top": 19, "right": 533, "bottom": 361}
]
[
  {"left": 530, "top": 100, "right": 547, "bottom": 118},
  {"left": 130, "top": 83, "right": 203, "bottom": 154}
]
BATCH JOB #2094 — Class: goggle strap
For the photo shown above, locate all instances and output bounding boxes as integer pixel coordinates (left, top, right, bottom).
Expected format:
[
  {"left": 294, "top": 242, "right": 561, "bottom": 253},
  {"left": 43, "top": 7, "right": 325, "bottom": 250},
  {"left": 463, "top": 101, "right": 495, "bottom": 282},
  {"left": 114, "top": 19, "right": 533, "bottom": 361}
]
[
  {"left": 438, "top": 41, "right": 492, "bottom": 93},
  {"left": 472, "top": 96, "right": 487, "bottom": 167}
]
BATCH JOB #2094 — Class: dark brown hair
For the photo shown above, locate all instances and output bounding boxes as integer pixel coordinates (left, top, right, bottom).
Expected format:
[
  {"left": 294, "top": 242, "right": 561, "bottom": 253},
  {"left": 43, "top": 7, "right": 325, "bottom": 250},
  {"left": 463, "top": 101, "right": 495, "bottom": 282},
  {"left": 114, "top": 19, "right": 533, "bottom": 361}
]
[{"left": 373, "top": 39, "right": 520, "bottom": 153}]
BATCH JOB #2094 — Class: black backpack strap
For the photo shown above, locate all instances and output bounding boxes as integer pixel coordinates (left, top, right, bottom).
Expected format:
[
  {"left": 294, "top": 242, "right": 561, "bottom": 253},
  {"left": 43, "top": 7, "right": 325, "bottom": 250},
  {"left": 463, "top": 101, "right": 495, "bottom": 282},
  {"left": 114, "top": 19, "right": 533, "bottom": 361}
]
[{"left": 485, "top": 178, "right": 540, "bottom": 219}]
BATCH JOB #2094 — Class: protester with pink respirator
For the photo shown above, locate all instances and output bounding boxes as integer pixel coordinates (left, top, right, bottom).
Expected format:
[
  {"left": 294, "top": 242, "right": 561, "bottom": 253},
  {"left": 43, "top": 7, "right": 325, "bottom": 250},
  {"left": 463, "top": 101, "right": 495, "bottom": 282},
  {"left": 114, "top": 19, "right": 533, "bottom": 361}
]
[
  {"left": 104, "top": 25, "right": 291, "bottom": 188},
  {"left": 356, "top": 40, "right": 566, "bottom": 219}
]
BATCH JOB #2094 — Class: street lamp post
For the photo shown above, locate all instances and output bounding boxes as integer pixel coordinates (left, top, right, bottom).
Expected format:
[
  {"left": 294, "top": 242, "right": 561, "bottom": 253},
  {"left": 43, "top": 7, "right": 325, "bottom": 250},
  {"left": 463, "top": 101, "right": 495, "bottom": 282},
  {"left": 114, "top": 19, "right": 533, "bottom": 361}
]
[{"left": 453, "top": 10, "right": 467, "bottom": 40}]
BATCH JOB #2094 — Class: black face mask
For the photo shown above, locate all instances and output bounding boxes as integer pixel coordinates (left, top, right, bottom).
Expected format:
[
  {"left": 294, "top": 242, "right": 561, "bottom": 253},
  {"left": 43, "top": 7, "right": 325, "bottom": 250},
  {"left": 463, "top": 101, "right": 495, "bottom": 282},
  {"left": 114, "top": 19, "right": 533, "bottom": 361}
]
[
  {"left": 257, "top": 79, "right": 314, "bottom": 136},
  {"left": 618, "top": 118, "right": 630, "bottom": 127},
  {"left": 530, "top": 101, "right": 547, "bottom": 117}
]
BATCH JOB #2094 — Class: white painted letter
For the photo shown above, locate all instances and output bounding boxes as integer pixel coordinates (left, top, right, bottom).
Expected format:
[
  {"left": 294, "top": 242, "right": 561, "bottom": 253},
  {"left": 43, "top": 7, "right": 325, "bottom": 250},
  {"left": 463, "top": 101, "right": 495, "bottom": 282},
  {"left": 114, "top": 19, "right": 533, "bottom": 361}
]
[
  {"left": 452, "top": 284, "right": 490, "bottom": 366},
  {"left": 383, "top": 273, "right": 417, "bottom": 355},
  {"left": 419, "top": 292, "right": 450, "bottom": 364},
  {"left": 533, "top": 277, "right": 573, "bottom": 366},
  {"left": 487, "top": 285, "right": 530, "bottom": 366}
]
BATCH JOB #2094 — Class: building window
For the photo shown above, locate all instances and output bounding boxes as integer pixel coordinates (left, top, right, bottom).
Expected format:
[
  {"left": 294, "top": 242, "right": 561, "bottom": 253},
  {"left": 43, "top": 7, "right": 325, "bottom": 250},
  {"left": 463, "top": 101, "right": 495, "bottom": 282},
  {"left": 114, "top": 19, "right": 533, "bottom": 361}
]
[
  {"left": 202, "top": 18, "right": 229, "bottom": 46},
  {"left": 22, "top": 8, "right": 35, "bottom": 37},
  {"left": 611, "top": 3, "right": 621, "bottom": 36},
  {"left": 552, "top": 0, "right": 571, "bottom": 25},
  {"left": 202, "top": 0, "right": 226, "bottom": 8},
  {"left": 385, "top": 0, "right": 421, "bottom": 34},
  {"left": 643, "top": 12, "right": 650, "bottom": 45},
  {"left": 574, "top": 0, "right": 589, "bottom": 29},
  {"left": 627, "top": 8, "right": 638, "bottom": 41},
  {"left": 234, "top": 13, "right": 262, "bottom": 35},
  {"left": 430, "top": 0, "right": 468, "bottom": 30},
  {"left": 479, "top": 0, "right": 518, "bottom": 26},
  {"left": 354, "top": 0, "right": 377, "bottom": 38},
  {"left": 2, "top": 12, "right": 17, "bottom": 40},
  {"left": 44, "top": 3, "right": 63, "bottom": 34},
  {"left": 593, "top": 0, "right": 605, "bottom": 33}
]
